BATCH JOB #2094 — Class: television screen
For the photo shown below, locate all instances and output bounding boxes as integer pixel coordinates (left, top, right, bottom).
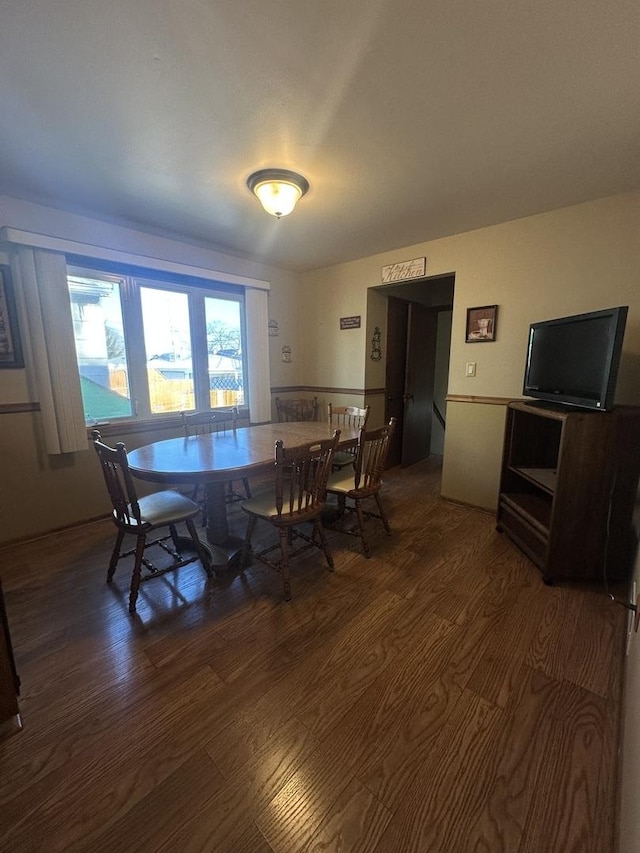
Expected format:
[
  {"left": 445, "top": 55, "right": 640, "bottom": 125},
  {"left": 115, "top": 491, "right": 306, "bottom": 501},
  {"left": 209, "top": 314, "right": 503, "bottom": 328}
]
[{"left": 523, "top": 306, "right": 628, "bottom": 411}]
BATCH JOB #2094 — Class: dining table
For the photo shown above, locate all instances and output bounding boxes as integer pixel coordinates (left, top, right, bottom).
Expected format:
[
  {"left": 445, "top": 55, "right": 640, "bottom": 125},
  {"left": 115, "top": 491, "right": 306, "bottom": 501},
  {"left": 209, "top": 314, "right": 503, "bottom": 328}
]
[{"left": 127, "top": 420, "right": 361, "bottom": 571}]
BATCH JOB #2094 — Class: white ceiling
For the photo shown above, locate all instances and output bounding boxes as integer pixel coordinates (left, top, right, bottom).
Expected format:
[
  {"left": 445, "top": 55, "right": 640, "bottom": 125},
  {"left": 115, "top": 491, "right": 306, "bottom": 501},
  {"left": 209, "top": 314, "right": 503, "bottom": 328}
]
[{"left": 1, "top": 0, "right": 638, "bottom": 272}]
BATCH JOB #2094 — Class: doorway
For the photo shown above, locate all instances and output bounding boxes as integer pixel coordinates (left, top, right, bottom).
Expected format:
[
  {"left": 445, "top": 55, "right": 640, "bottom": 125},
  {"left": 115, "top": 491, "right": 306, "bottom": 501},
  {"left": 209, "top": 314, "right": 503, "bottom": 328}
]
[{"left": 382, "top": 275, "right": 454, "bottom": 468}]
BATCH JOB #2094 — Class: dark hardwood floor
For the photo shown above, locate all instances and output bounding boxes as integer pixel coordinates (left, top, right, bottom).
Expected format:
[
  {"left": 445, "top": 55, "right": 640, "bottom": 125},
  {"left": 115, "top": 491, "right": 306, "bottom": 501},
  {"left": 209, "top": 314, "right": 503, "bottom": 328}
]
[{"left": 0, "top": 458, "right": 626, "bottom": 852}]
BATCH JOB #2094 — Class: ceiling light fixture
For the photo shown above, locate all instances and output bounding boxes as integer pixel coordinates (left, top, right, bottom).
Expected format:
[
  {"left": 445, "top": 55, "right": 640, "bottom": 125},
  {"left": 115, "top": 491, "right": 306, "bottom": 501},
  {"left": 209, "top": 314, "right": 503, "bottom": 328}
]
[{"left": 247, "top": 168, "right": 309, "bottom": 219}]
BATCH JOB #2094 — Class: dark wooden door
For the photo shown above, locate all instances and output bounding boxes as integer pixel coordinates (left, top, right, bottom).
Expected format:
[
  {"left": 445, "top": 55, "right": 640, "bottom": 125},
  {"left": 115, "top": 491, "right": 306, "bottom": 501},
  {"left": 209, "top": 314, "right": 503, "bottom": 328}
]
[
  {"left": 385, "top": 297, "right": 438, "bottom": 468},
  {"left": 385, "top": 297, "right": 409, "bottom": 468},
  {"left": 402, "top": 302, "right": 437, "bottom": 466}
]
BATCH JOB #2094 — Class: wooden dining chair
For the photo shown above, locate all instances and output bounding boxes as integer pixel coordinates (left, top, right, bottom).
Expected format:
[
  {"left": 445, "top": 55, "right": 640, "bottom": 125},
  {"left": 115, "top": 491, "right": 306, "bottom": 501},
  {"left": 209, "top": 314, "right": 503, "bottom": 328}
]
[
  {"left": 181, "top": 408, "right": 251, "bottom": 524},
  {"left": 325, "top": 418, "right": 396, "bottom": 557},
  {"left": 327, "top": 404, "right": 370, "bottom": 469},
  {"left": 91, "top": 430, "right": 211, "bottom": 613},
  {"left": 239, "top": 430, "right": 340, "bottom": 600},
  {"left": 275, "top": 396, "right": 319, "bottom": 423}
]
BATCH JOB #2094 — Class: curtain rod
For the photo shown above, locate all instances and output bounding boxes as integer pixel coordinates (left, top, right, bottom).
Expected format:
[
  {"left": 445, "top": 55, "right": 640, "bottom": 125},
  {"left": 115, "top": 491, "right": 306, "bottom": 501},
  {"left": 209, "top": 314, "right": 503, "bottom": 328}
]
[{"left": 0, "top": 227, "right": 270, "bottom": 291}]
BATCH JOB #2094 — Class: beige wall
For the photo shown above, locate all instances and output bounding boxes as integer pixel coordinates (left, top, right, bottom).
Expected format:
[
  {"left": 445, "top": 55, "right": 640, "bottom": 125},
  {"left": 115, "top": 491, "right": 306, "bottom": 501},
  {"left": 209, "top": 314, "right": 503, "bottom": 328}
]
[
  {"left": 300, "top": 191, "right": 640, "bottom": 404},
  {"left": 0, "top": 414, "right": 184, "bottom": 543},
  {"left": 298, "top": 267, "right": 369, "bottom": 391},
  {"left": 266, "top": 275, "right": 306, "bottom": 421},
  {"left": 440, "top": 400, "right": 507, "bottom": 510},
  {"left": 300, "top": 191, "right": 640, "bottom": 508}
]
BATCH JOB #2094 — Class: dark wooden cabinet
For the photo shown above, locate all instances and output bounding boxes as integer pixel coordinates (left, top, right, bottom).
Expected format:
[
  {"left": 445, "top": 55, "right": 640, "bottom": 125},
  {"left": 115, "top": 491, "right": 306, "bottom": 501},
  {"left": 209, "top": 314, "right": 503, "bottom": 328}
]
[
  {"left": 497, "top": 401, "right": 640, "bottom": 583},
  {"left": 0, "top": 578, "right": 21, "bottom": 732}
]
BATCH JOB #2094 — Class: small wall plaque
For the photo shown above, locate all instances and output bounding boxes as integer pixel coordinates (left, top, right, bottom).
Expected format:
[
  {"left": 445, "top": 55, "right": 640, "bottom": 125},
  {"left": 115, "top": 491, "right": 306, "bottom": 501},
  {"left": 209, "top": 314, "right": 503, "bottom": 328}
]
[
  {"left": 340, "top": 315, "right": 361, "bottom": 330},
  {"left": 381, "top": 257, "right": 426, "bottom": 283}
]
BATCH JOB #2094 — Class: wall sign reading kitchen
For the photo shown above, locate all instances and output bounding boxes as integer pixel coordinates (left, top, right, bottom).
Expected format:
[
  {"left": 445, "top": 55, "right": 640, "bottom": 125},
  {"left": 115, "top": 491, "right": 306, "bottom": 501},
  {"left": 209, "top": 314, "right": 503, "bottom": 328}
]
[{"left": 381, "top": 257, "right": 426, "bottom": 283}]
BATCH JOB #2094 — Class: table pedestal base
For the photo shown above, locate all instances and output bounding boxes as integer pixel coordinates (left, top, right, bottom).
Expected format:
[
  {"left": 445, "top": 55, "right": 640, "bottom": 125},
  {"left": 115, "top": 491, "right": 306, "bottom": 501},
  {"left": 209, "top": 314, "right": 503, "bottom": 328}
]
[
  {"left": 207, "top": 535, "right": 245, "bottom": 573},
  {"left": 203, "top": 482, "right": 247, "bottom": 572},
  {"left": 174, "top": 535, "right": 243, "bottom": 574}
]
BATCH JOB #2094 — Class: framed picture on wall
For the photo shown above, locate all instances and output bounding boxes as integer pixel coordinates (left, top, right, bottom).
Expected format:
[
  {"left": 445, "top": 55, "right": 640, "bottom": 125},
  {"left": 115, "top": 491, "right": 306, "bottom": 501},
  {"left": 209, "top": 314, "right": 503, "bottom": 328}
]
[
  {"left": 466, "top": 304, "right": 498, "bottom": 343},
  {"left": 0, "top": 266, "right": 24, "bottom": 368}
]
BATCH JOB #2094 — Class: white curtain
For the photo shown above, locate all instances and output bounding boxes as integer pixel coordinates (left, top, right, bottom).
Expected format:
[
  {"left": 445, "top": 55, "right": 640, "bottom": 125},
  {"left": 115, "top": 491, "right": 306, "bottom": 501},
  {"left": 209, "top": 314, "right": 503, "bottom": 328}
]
[
  {"left": 244, "top": 287, "right": 271, "bottom": 423},
  {"left": 12, "top": 247, "right": 87, "bottom": 454}
]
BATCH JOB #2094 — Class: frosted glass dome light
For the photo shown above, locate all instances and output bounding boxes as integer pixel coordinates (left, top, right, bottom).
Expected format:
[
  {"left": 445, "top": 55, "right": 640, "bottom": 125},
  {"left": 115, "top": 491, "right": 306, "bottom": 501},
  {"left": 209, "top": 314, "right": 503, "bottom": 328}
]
[{"left": 247, "top": 169, "right": 310, "bottom": 218}]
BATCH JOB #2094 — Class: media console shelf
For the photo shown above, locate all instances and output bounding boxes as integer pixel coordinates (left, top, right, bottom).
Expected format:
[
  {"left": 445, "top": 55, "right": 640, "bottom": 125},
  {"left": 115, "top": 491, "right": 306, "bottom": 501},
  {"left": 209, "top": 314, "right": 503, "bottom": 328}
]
[{"left": 497, "top": 401, "right": 640, "bottom": 584}]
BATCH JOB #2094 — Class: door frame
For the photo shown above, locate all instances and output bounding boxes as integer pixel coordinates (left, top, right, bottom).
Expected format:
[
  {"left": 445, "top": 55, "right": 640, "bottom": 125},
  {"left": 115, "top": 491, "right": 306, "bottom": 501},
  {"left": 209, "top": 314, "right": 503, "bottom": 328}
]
[{"left": 376, "top": 274, "right": 455, "bottom": 467}]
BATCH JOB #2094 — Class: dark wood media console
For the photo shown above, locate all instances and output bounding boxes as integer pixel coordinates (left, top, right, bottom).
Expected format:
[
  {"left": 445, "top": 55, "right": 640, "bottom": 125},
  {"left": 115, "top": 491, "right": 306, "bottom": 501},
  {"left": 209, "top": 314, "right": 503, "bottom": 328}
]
[
  {"left": 497, "top": 401, "right": 640, "bottom": 584},
  {"left": 0, "top": 578, "right": 21, "bottom": 735}
]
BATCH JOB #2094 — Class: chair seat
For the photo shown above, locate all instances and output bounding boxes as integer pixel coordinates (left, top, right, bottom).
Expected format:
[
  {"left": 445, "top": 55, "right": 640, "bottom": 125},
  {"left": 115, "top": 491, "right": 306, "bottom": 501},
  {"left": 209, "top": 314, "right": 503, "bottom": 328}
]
[
  {"left": 324, "top": 419, "right": 396, "bottom": 558},
  {"left": 326, "top": 469, "right": 356, "bottom": 494},
  {"left": 136, "top": 490, "right": 201, "bottom": 527},
  {"left": 331, "top": 450, "right": 356, "bottom": 469},
  {"left": 326, "top": 469, "right": 379, "bottom": 499},
  {"left": 241, "top": 490, "right": 325, "bottom": 525}
]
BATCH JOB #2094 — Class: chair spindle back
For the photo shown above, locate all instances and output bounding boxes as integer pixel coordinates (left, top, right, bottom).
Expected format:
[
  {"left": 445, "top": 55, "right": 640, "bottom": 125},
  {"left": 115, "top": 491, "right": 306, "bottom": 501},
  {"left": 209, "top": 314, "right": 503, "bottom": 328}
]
[
  {"left": 92, "top": 430, "right": 142, "bottom": 526},
  {"left": 181, "top": 407, "right": 239, "bottom": 437},
  {"left": 275, "top": 397, "right": 319, "bottom": 423},
  {"left": 327, "top": 404, "right": 369, "bottom": 430},
  {"left": 353, "top": 419, "right": 396, "bottom": 492},
  {"left": 273, "top": 432, "right": 340, "bottom": 522}
]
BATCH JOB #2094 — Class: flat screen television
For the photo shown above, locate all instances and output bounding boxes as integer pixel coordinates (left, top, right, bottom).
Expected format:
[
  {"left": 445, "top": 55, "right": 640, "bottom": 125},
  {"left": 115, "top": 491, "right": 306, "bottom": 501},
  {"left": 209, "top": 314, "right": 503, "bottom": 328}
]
[{"left": 522, "top": 306, "right": 628, "bottom": 411}]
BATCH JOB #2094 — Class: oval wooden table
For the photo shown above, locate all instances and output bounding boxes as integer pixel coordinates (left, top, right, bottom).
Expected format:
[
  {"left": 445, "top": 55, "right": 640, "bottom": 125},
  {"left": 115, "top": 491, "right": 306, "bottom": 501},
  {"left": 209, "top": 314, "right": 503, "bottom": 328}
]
[{"left": 127, "top": 421, "right": 360, "bottom": 571}]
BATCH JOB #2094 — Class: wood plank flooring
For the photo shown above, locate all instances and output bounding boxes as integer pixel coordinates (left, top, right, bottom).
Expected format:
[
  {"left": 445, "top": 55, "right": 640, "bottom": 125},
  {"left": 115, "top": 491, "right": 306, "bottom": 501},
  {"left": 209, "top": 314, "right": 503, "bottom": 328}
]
[{"left": 0, "top": 458, "right": 627, "bottom": 852}]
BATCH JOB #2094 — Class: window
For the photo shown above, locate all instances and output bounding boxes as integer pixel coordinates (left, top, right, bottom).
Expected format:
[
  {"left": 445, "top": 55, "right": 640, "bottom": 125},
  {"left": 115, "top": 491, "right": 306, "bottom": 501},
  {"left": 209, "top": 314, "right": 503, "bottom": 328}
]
[{"left": 68, "top": 266, "right": 246, "bottom": 424}]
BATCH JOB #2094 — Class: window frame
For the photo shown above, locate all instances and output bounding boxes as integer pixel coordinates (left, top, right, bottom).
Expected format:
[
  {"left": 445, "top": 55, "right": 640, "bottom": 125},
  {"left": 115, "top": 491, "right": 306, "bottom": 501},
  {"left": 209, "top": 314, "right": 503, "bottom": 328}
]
[{"left": 67, "top": 262, "right": 248, "bottom": 426}]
